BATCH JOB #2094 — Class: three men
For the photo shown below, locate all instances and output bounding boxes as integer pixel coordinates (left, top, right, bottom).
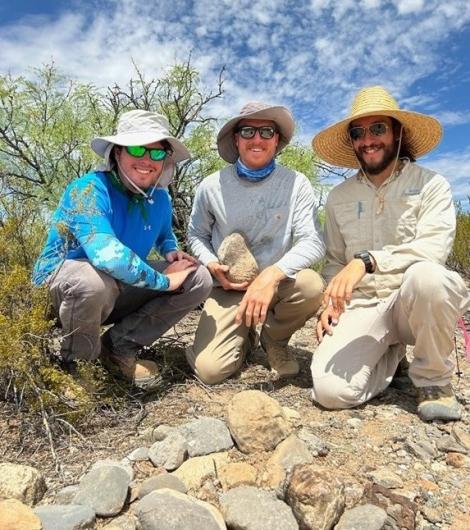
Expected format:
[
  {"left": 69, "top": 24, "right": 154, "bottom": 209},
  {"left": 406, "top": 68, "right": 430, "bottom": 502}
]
[
  {"left": 311, "top": 86, "right": 469, "bottom": 421},
  {"left": 187, "top": 102, "right": 325, "bottom": 384},
  {"left": 33, "top": 110, "right": 212, "bottom": 387}
]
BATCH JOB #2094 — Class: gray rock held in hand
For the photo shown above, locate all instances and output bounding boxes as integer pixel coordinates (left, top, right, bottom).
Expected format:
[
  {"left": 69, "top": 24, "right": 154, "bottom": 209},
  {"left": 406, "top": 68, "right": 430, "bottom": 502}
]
[{"left": 217, "top": 232, "right": 259, "bottom": 283}]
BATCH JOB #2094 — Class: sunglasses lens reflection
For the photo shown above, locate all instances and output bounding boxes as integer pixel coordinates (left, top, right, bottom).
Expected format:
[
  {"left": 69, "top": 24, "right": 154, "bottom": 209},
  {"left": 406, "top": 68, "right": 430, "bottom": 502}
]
[
  {"left": 238, "top": 126, "right": 276, "bottom": 139},
  {"left": 349, "top": 122, "right": 388, "bottom": 141}
]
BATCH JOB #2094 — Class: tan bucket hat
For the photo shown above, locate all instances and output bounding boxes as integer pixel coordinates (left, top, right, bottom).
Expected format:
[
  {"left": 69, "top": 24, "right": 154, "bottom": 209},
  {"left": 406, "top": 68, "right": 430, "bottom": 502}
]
[
  {"left": 91, "top": 109, "right": 190, "bottom": 163},
  {"left": 217, "top": 101, "right": 295, "bottom": 163},
  {"left": 312, "top": 86, "right": 442, "bottom": 168}
]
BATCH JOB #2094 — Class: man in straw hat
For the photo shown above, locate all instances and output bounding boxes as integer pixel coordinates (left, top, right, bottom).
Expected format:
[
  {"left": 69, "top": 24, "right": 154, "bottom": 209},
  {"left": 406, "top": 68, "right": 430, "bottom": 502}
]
[
  {"left": 33, "top": 110, "right": 212, "bottom": 387},
  {"left": 187, "top": 101, "right": 325, "bottom": 384},
  {"left": 311, "top": 86, "right": 470, "bottom": 421}
]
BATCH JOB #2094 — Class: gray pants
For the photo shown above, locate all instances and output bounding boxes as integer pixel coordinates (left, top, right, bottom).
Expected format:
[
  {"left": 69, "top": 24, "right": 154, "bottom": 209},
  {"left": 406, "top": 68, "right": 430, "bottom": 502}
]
[
  {"left": 48, "top": 259, "right": 212, "bottom": 362},
  {"left": 311, "top": 262, "right": 470, "bottom": 409}
]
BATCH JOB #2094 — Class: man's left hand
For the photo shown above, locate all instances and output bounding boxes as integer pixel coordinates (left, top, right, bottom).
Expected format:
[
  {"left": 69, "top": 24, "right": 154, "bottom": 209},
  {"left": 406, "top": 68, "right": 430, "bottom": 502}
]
[
  {"left": 323, "top": 258, "right": 366, "bottom": 315},
  {"left": 235, "top": 266, "right": 286, "bottom": 327},
  {"left": 166, "top": 250, "right": 198, "bottom": 264}
]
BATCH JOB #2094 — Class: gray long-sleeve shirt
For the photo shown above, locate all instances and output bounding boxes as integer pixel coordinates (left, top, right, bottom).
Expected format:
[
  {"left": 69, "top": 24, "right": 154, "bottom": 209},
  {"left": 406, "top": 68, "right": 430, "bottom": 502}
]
[{"left": 187, "top": 164, "right": 325, "bottom": 277}]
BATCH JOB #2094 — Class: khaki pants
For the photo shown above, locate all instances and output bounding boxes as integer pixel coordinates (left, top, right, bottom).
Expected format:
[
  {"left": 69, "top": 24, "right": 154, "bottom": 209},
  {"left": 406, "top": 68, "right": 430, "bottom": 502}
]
[
  {"left": 311, "top": 262, "right": 470, "bottom": 409},
  {"left": 48, "top": 259, "right": 212, "bottom": 362},
  {"left": 187, "top": 269, "right": 324, "bottom": 384}
]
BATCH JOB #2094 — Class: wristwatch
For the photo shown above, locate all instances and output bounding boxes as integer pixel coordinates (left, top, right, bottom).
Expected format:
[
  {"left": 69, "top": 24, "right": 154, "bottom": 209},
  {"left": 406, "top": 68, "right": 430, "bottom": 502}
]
[{"left": 354, "top": 251, "right": 374, "bottom": 273}]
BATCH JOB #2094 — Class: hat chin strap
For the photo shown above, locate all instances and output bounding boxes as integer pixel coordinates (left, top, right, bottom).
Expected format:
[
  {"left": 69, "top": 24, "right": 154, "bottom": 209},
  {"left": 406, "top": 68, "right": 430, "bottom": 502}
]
[
  {"left": 355, "top": 125, "right": 403, "bottom": 183},
  {"left": 116, "top": 157, "right": 164, "bottom": 204}
]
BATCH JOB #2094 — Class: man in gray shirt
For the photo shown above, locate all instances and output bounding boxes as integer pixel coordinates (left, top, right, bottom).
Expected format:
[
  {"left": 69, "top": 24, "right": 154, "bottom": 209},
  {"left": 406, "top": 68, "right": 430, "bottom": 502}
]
[{"left": 187, "top": 101, "right": 325, "bottom": 384}]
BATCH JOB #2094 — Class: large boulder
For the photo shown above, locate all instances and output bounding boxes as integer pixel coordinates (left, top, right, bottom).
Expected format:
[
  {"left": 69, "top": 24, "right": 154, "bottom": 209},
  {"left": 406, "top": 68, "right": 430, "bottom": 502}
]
[{"left": 227, "top": 390, "right": 292, "bottom": 453}]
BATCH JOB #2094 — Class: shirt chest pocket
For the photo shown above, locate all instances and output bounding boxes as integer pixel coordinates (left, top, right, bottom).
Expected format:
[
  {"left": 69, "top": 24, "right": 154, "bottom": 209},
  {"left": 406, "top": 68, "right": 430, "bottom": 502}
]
[
  {"left": 334, "top": 201, "right": 369, "bottom": 247},
  {"left": 389, "top": 195, "right": 421, "bottom": 243}
]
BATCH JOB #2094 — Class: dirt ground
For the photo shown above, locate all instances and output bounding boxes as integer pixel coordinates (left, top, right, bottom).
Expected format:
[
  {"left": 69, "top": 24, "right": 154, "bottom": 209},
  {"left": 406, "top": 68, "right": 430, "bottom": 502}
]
[{"left": 1, "top": 307, "right": 469, "bottom": 529}]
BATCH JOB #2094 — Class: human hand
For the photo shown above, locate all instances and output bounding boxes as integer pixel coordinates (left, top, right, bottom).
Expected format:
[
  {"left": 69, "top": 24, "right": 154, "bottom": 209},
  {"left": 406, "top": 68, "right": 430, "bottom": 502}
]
[
  {"left": 164, "top": 259, "right": 198, "bottom": 291},
  {"left": 165, "top": 250, "right": 198, "bottom": 264},
  {"left": 235, "top": 266, "right": 286, "bottom": 327},
  {"left": 316, "top": 305, "right": 341, "bottom": 342},
  {"left": 207, "top": 261, "right": 249, "bottom": 291},
  {"left": 165, "top": 258, "right": 195, "bottom": 273},
  {"left": 323, "top": 258, "right": 366, "bottom": 315}
]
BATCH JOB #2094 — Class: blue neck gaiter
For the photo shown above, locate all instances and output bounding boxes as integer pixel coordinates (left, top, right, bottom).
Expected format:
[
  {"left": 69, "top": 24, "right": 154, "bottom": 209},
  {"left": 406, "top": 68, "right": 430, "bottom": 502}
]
[{"left": 236, "top": 157, "right": 276, "bottom": 182}]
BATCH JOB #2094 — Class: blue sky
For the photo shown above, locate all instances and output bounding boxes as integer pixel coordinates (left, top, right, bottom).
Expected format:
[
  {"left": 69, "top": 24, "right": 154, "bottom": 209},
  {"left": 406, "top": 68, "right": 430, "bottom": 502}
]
[{"left": 1, "top": 0, "right": 469, "bottom": 205}]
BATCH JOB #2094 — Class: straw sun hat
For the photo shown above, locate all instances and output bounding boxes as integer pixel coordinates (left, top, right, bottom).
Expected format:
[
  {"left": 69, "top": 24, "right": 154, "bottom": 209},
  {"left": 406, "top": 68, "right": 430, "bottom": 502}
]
[
  {"left": 217, "top": 101, "right": 295, "bottom": 163},
  {"left": 312, "top": 86, "right": 442, "bottom": 168}
]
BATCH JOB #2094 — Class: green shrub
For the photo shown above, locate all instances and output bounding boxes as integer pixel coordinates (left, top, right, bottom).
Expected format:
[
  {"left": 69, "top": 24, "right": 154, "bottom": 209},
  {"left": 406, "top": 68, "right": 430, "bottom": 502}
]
[{"left": 448, "top": 204, "right": 470, "bottom": 279}]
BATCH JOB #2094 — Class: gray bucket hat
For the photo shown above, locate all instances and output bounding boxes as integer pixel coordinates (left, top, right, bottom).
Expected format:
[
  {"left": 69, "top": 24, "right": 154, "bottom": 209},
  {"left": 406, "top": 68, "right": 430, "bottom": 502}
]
[
  {"left": 217, "top": 101, "right": 295, "bottom": 163},
  {"left": 91, "top": 110, "right": 191, "bottom": 188}
]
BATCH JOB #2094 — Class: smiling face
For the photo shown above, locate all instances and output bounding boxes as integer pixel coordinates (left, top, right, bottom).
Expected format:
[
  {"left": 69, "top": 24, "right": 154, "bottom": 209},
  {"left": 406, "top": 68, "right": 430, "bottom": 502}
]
[
  {"left": 115, "top": 141, "right": 166, "bottom": 191},
  {"left": 235, "top": 118, "right": 279, "bottom": 169},
  {"left": 349, "top": 115, "right": 398, "bottom": 179}
]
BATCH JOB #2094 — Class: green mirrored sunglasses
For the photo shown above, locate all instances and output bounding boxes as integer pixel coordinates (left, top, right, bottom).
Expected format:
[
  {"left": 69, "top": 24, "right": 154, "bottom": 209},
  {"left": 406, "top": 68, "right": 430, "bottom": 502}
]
[{"left": 125, "top": 145, "right": 169, "bottom": 161}]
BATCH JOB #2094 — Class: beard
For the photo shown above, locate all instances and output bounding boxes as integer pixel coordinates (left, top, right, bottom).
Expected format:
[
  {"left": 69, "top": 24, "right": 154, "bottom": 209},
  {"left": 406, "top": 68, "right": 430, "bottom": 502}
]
[{"left": 355, "top": 140, "right": 398, "bottom": 175}]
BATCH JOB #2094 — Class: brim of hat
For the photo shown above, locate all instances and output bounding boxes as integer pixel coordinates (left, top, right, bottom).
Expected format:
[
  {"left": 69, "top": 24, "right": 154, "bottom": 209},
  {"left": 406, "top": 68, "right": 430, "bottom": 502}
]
[
  {"left": 217, "top": 106, "right": 295, "bottom": 163},
  {"left": 312, "top": 109, "right": 442, "bottom": 168},
  {"left": 91, "top": 132, "right": 190, "bottom": 163}
]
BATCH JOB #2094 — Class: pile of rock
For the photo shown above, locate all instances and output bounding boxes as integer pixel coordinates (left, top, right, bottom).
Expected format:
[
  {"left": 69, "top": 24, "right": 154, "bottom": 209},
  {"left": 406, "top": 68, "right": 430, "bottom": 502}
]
[{"left": 0, "top": 389, "right": 468, "bottom": 529}]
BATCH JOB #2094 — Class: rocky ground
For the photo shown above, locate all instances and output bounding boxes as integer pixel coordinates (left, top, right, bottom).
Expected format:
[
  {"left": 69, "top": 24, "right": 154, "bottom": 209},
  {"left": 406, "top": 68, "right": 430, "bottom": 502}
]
[{"left": 0, "top": 309, "right": 469, "bottom": 529}]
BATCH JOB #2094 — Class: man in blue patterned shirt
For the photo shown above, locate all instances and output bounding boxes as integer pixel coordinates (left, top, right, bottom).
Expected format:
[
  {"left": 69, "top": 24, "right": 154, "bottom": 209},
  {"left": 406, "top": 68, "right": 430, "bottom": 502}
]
[{"left": 33, "top": 110, "right": 212, "bottom": 387}]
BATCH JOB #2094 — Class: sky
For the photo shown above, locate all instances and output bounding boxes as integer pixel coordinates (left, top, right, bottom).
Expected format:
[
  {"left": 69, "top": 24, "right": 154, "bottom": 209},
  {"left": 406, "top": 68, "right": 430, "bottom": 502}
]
[{"left": 1, "top": 0, "right": 469, "bottom": 205}]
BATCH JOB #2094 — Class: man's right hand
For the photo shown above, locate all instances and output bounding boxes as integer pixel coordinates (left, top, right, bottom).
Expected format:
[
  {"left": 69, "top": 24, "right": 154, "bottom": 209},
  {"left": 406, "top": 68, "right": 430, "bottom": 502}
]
[
  {"left": 164, "top": 259, "right": 198, "bottom": 291},
  {"left": 316, "top": 305, "right": 341, "bottom": 342},
  {"left": 207, "top": 261, "right": 249, "bottom": 291}
]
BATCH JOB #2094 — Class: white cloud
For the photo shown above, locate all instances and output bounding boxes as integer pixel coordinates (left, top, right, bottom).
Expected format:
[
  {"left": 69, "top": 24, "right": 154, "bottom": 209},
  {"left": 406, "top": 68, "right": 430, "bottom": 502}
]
[
  {"left": 393, "top": 0, "right": 425, "bottom": 15},
  {"left": 425, "top": 150, "right": 470, "bottom": 203},
  {"left": 435, "top": 111, "right": 470, "bottom": 127}
]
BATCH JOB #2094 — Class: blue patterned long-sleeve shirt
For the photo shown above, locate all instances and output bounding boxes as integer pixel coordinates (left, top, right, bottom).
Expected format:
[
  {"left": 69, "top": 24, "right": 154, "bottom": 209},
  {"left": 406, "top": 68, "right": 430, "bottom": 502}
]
[{"left": 33, "top": 171, "right": 177, "bottom": 290}]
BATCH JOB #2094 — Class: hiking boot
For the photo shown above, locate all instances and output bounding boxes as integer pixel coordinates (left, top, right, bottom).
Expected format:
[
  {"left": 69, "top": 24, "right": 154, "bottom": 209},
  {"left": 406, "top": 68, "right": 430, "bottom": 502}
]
[
  {"left": 417, "top": 384, "right": 462, "bottom": 422},
  {"left": 100, "top": 343, "right": 160, "bottom": 389},
  {"left": 260, "top": 334, "right": 299, "bottom": 378}
]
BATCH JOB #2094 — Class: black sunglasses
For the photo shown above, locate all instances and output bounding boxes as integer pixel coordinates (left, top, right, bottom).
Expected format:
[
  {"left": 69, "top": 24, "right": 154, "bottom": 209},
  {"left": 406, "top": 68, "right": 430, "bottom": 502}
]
[
  {"left": 236, "top": 125, "right": 278, "bottom": 140},
  {"left": 349, "top": 122, "right": 389, "bottom": 141}
]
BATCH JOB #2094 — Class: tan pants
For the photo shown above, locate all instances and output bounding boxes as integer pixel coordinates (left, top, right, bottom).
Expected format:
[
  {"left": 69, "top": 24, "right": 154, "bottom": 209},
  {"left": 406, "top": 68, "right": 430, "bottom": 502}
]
[
  {"left": 187, "top": 269, "right": 324, "bottom": 384},
  {"left": 311, "top": 262, "right": 470, "bottom": 409}
]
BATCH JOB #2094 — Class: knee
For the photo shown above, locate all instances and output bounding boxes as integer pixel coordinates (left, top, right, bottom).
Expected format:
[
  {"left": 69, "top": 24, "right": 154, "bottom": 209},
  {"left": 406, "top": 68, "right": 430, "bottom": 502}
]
[
  {"left": 189, "top": 344, "right": 241, "bottom": 386},
  {"left": 195, "top": 364, "right": 227, "bottom": 385},
  {"left": 188, "top": 265, "right": 213, "bottom": 301},
  {"left": 62, "top": 267, "right": 118, "bottom": 303},
  {"left": 296, "top": 269, "right": 325, "bottom": 300},
  {"left": 402, "top": 262, "right": 451, "bottom": 303},
  {"left": 311, "top": 375, "right": 365, "bottom": 410},
  {"left": 193, "top": 357, "right": 233, "bottom": 385}
]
